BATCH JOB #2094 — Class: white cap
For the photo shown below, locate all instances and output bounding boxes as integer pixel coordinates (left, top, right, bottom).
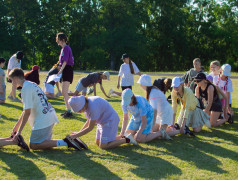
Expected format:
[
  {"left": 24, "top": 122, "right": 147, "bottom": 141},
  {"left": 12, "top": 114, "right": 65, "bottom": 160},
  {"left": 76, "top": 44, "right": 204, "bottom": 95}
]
[
  {"left": 137, "top": 74, "right": 152, "bottom": 86},
  {"left": 103, "top": 71, "right": 110, "bottom": 80},
  {"left": 121, "top": 88, "right": 133, "bottom": 106},
  {"left": 68, "top": 96, "right": 86, "bottom": 113},
  {"left": 171, "top": 77, "right": 183, "bottom": 87},
  {"left": 221, "top": 64, "right": 231, "bottom": 76}
]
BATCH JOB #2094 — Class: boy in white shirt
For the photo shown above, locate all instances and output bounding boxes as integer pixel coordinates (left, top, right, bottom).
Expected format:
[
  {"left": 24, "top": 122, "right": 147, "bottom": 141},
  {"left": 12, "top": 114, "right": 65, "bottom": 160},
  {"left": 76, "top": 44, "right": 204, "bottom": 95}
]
[{"left": 1, "top": 68, "right": 82, "bottom": 151}]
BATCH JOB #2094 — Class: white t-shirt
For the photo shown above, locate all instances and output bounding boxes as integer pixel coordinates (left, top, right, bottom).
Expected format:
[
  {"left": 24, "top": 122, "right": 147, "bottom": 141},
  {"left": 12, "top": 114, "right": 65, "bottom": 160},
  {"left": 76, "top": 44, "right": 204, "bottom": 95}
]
[
  {"left": 213, "top": 76, "right": 233, "bottom": 104},
  {"left": 209, "top": 72, "right": 218, "bottom": 79},
  {"left": 7, "top": 55, "right": 21, "bottom": 71},
  {"left": 21, "top": 81, "right": 59, "bottom": 130},
  {"left": 118, "top": 62, "right": 140, "bottom": 86},
  {"left": 149, "top": 88, "right": 173, "bottom": 125}
]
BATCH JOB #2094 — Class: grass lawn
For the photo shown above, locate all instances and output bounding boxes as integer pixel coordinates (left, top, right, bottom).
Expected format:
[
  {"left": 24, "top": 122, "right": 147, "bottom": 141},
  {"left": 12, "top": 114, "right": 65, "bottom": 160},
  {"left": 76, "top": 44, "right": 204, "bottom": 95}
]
[{"left": 0, "top": 71, "right": 237, "bottom": 179}]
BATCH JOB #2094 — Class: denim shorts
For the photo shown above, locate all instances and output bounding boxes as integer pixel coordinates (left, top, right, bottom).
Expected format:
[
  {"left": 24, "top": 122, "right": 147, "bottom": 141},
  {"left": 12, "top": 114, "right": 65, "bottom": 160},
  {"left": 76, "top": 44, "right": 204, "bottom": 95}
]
[
  {"left": 75, "top": 80, "right": 87, "bottom": 94},
  {"left": 30, "top": 124, "right": 54, "bottom": 143}
]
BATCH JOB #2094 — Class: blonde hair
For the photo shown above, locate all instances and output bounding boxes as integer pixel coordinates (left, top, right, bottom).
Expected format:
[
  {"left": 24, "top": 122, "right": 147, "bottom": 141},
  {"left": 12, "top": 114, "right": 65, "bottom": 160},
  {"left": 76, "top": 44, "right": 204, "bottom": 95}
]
[{"left": 210, "top": 60, "right": 220, "bottom": 68}]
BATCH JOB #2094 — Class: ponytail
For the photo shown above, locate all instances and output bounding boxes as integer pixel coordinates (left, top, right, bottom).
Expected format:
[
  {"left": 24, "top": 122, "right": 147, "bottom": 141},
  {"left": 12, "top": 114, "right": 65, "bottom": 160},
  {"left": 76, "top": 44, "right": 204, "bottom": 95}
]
[
  {"left": 146, "top": 86, "right": 153, "bottom": 101},
  {"left": 129, "top": 59, "right": 135, "bottom": 74}
]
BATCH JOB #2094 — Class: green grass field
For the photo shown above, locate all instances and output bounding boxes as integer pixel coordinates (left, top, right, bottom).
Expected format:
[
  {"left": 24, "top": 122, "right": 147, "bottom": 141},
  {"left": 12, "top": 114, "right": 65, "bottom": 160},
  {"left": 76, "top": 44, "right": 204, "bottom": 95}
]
[{"left": 0, "top": 72, "right": 237, "bottom": 179}]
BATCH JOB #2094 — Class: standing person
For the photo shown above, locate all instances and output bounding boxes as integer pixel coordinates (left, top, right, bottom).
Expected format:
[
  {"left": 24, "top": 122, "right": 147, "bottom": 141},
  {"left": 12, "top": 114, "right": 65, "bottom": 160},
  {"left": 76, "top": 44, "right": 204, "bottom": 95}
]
[
  {"left": 3, "top": 68, "right": 82, "bottom": 151},
  {"left": 194, "top": 72, "right": 230, "bottom": 127},
  {"left": 108, "top": 53, "right": 141, "bottom": 97},
  {"left": 120, "top": 89, "right": 163, "bottom": 143},
  {"left": 171, "top": 77, "right": 210, "bottom": 135},
  {"left": 183, "top": 58, "right": 203, "bottom": 93},
  {"left": 68, "top": 96, "right": 137, "bottom": 149},
  {"left": 0, "top": 58, "right": 6, "bottom": 104},
  {"left": 56, "top": 32, "right": 74, "bottom": 118},
  {"left": 69, "top": 72, "right": 110, "bottom": 98},
  {"left": 43, "top": 62, "right": 62, "bottom": 99},
  {"left": 209, "top": 60, "right": 221, "bottom": 78},
  {"left": 24, "top": 65, "right": 41, "bottom": 85},
  {"left": 137, "top": 75, "right": 180, "bottom": 139},
  {"left": 7, "top": 51, "right": 24, "bottom": 102},
  {"left": 214, "top": 64, "right": 234, "bottom": 117}
]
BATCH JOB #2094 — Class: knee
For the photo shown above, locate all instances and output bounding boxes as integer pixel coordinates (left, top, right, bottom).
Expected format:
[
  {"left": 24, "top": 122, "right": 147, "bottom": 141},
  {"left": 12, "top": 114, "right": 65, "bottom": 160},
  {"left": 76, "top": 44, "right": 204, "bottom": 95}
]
[
  {"left": 193, "top": 127, "right": 202, "bottom": 133},
  {"left": 30, "top": 143, "right": 39, "bottom": 150},
  {"left": 99, "top": 144, "right": 108, "bottom": 150}
]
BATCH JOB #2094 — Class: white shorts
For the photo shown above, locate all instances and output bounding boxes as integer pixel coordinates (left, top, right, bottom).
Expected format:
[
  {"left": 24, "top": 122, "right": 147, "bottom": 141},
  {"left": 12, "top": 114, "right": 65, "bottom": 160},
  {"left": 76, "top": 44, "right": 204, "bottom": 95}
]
[
  {"left": 43, "top": 83, "right": 54, "bottom": 94},
  {"left": 156, "top": 106, "right": 173, "bottom": 125}
]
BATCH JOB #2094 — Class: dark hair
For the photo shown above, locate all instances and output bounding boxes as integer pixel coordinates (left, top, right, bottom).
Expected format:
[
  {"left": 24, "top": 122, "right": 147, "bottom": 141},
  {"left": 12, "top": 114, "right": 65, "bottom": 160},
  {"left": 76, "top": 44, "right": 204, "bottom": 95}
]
[
  {"left": 0, "top": 57, "right": 6, "bottom": 64},
  {"left": 193, "top": 58, "right": 201, "bottom": 64},
  {"left": 24, "top": 69, "right": 40, "bottom": 85},
  {"left": 164, "top": 78, "right": 172, "bottom": 92},
  {"left": 122, "top": 53, "right": 134, "bottom": 74},
  {"left": 9, "top": 68, "right": 24, "bottom": 80},
  {"left": 56, "top": 32, "right": 68, "bottom": 44},
  {"left": 130, "top": 95, "right": 137, "bottom": 106},
  {"left": 146, "top": 86, "right": 153, "bottom": 100},
  {"left": 16, "top": 51, "right": 24, "bottom": 60}
]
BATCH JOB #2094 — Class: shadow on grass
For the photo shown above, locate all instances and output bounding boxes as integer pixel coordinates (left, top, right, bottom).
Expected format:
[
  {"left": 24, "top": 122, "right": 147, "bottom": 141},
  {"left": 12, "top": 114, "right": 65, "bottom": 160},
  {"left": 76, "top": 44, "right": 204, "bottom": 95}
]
[
  {"left": 0, "top": 151, "right": 46, "bottom": 179},
  {"left": 33, "top": 150, "right": 121, "bottom": 179},
  {"left": 0, "top": 114, "right": 18, "bottom": 123},
  {"left": 1, "top": 102, "right": 22, "bottom": 111},
  {"left": 107, "top": 99, "right": 121, "bottom": 103}
]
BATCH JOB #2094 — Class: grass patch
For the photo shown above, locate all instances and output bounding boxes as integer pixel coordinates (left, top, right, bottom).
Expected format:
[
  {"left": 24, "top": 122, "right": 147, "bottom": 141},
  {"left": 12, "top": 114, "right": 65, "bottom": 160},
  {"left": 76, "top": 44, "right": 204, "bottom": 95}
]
[{"left": 0, "top": 72, "right": 237, "bottom": 179}]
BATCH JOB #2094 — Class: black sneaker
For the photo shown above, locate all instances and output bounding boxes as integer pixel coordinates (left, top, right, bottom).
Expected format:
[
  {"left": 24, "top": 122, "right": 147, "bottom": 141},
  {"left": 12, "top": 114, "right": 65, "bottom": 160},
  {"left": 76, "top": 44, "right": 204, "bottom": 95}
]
[
  {"left": 227, "top": 113, "right": 233, "bottom": 124},
  {"left": 185, "top": 126, "right": 195, "bottom": 137},
  {"left": 63, "top": 135, "right": 82, "bottom": 151},
  {"left": 62, "top": 111, "right": 73, "bottom": 118},
  {"left": 74, "top": 138, "right": 88, "bottom": 150},
  {"left": 174, "top": 123, "right": 180, "bottom": 130},
  {"left": 60, "top": 111, "right": 67, "bottom": 117},
  {"left": 17, "top": 135, "right": 30, "bottom": 152}
]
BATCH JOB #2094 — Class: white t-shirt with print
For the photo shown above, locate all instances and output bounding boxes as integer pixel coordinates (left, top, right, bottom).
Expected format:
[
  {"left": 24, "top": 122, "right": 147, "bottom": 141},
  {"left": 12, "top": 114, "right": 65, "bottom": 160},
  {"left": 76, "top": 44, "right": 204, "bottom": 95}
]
[
  {"left": 21, "top": 81, "right": 59, "bottom": 130},
  {"left": 7, "top": 55, "right": 21, "bottom": 70},
  {"left": 118, "top": 62, "right": 140, "bottom": 86},
  {"left": 213, "top": 76, "right": 233, "bottom": 104}
]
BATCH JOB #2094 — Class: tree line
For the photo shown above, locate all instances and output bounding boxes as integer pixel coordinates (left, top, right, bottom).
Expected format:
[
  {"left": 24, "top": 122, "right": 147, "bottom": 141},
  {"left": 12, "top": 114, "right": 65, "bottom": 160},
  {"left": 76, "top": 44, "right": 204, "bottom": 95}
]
[{"left": 0, "top": 0, "right": 237, "bottom": 71}]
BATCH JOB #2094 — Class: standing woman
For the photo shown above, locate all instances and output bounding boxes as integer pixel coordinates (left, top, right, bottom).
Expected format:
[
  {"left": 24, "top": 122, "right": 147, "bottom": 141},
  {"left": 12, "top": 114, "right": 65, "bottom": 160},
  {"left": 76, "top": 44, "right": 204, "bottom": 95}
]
[
  {"left": 172, "top": 77, "right": 210, "bottom": 135},
  {"left": 209, "top": 60, "right": 221, "bottom": 78},
  {"left": 108, "top": 53, "right": 141, "bottom": 96},
  {"left": 56, "top": 32, "right": 74, "bottom": 118},
  {"left": 7, "top": 51, "right": 24, "bottom": 102}
]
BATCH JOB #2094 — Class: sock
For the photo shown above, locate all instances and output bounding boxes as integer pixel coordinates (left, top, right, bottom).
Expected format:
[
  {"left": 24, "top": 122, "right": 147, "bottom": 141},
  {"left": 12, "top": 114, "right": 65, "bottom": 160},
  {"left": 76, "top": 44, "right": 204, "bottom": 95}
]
[
  {"left": 125, "top": 138, "right": 130, "bottom": 143},
  {"left": 67, "top": 109, "right": 71, "bottom": 113},
  {"left": 57, "top": 140, "right": 68, "bottom": 147}
]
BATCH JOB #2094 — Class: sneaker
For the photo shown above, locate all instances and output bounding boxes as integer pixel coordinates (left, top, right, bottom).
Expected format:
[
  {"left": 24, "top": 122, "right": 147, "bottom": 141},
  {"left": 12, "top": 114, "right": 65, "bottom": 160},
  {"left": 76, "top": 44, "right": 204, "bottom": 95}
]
[
  {"left": 60, "top": 111, "right": 67, "bottom": 117},
  {"left": 185, "top": 126, "right": 195, "bottom": 137},
  {"left": 55, "top": 92, "right": 62, "bottom": 97},
  {"left": 227, "top": 113, "right": 233, "bottom": 124},
  {"left": 12, "top": 97, "right": 21, "bottom": 102},
  {"left": 17, "top": 135, "right": 30, "bottom": 152},
  {"left": 108, "top": 88, "right": 114, "bottom": 97},
  {"left": 74, "top": 137, "right": 88, "bottom": 150},
  {"left": 87, "top": 88, "right": 94, "bottom": 95},
  {"left": 126, "top": 133, "right": 138, "bottom": 145},
  {"left": 160, "top": 129, "right": 172, "bottom": 140},
  {"left": 174, "top": 123, "right": 180, "bottom": 130},
  {"left": 62, "top": 111, "right": 73, "bottom": 118},
  {"left": 63, "top": 135, "right": 82, "bottom": 151},
  {"left": 7, "top": 95, "right": 14, "bottom": 100}
]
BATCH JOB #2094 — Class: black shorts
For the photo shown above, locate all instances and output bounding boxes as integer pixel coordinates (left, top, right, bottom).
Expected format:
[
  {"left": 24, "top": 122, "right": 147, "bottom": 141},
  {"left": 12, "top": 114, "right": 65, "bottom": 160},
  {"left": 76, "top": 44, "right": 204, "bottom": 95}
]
[
  {"left": 210, "top": 99, "right": 223, "bottom": 112},
  {"left": 62, "top": 65, "right": 73, "bottom": 84},
  {"left": 121, "top": 86, "right": 132, "bottom": 91}
]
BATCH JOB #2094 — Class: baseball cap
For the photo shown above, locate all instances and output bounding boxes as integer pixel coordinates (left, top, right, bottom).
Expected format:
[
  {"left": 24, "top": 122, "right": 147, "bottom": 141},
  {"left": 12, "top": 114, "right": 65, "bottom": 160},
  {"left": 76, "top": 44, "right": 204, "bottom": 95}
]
[
  {"left": 194, "top": 72, "right": 206, "bottom": 80},
  {"left": 121, "top": 88, "right": 133, "bottom": 106},
  {"left": 137, "top": 74, "right": 152, "bottom": 86},
  {"left": 103, "top": 71, "right": 110, "bottom": 80},
  {"left": 221, "top": 64, "right": 231, "bottom": 76},
  {"left": 16, "top": 51, "right": 24, "bottom": 60},
  {"left": 171, "top": 77, "right": 183, "bottom": 87},
  {"left": 68, "top": 96, "right": 86, "bottom": 113},
  {"left": 32, "top": 65, "right": 40, "bottom": 71},
  {"left": 121, "top": 53, "right": 129, "bottom": 60}
]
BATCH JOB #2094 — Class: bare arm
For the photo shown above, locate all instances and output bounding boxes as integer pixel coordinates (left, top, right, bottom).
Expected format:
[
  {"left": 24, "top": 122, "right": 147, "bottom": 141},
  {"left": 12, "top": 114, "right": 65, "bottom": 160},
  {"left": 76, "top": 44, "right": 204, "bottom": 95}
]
[
  {"left": 120, "top": 113, "right": 129, "bottom": 136},
  {"left": 0, "top": 75, "right": 3, "bottom": 94},
  {"left": 138, "top": 115, "right": 147, "bottom": 134},
  {"left": 93, "top": 83, "right": 96, "bottom": 96},
  {"left": 57, "top": 61, "right": 67, "bottom": 75},
  {"left": 100, "top": 84, "right": 110, "bottom": 98},
  {"left": 195, "top": 86, "right": 200, "bottom": 98},
  {"left": 55, "top": 82, "right": 61, "bottom": 94},
  {"left": 117, "top": 76, "right": 121, "bottom": 89},
  {"left": 12, "top": 111, "right": 24, "bottom": 135},
  {"left": 204, "top": 85, "right": 214, "bottom": 114},
  {"left": 71, "top": 120, "right": 96, "bottom": 139}
]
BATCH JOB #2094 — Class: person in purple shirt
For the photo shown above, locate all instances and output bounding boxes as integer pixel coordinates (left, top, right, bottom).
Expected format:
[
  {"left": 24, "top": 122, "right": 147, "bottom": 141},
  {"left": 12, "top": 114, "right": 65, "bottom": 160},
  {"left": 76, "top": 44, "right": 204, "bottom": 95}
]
[
  {"left": 68, "top": 96, "right": 138, "bottom": 149},
  {"left": 56, "top": 32, "right": 74, "bottom": 118}
]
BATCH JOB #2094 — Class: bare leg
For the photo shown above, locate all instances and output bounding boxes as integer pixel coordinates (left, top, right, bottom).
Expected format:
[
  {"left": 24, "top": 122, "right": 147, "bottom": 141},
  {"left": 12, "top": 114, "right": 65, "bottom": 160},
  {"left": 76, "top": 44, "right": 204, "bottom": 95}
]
[
  {"left": 152, "top": 123, "right": 160, "bottom": 132},
  {"left": 30, "top": 139, "right": 59, "bottom": 150},
  {"left": 112, "top": 90, "right": 122, "bottom": 96},
  {"left": 0, "top": 100, "right": 5, "bottom": 104},
  {"left": 134, "top": 131, "right": 162, "bottom": 143},
  {"left": 210, "top": 111, "right": 227, "bottom": 127},
  {"left": 99, "top": 138, "right": 126, "bottom": 149},
  {"left": 45, "top": 93, "right": 55, "bottom": 99},
  {"left": 62, "top": 81, "right": 71, "bottom": 110},
  {"left": 0, "top": 138, "right": 17, "bottom": 147},
  {"left": 193, "top": 126, "right": 202, "bottom": 132},
  {"left": 11, "top": 82, "right": 17, "bottom": 98}
]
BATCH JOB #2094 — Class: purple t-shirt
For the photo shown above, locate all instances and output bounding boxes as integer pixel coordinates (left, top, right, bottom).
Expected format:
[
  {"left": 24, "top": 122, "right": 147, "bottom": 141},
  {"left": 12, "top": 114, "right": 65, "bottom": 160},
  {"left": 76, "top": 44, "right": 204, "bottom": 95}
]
[
  {"left": 59, "top": 45, "right": 74, "bottom": 66},
  {"left": 84, "top": 96, "right": 120, "bottom": 126}
]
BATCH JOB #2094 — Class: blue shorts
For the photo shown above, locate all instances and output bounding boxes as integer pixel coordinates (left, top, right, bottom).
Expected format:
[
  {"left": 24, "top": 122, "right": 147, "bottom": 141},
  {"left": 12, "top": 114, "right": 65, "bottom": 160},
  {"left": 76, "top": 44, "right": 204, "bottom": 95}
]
[
  {"left": 127, "top": 111, "right": 154, "bottom": 135},
  {"left": 30, "top": 124, "right": 54, "bottom": 143},
  {"left": 75, "top": 80, "right": 87, "bottom": 94}
]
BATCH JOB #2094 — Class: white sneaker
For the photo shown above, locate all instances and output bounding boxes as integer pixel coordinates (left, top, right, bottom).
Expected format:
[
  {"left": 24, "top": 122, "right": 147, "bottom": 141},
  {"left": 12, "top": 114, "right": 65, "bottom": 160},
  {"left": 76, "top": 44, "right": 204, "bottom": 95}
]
[
  {"left": 12, "top": 97, "right": 21, "bottom": 102},
  {"left": 7, "top": 95, "right": 13, "bottom": 100},
  {"left": 55, "top": 92, "right": 62, "bottom": 97},
  {"left": 111, "top": 93, "right": 120, "bottom": 97},
  {"left": 160, "top": 129, "right": 172, "bottom": 140},
  {"left": 126, "top": 133, "right": 138, "bottom": 145},
  {"left": 108, "top": 88, "right": 114, "bottom": 97}
]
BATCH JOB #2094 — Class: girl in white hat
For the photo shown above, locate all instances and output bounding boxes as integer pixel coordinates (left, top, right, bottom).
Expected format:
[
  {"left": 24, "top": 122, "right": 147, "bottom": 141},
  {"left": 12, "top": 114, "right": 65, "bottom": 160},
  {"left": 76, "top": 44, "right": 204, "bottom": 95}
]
[
  {"left": 137, "top": 74, "right": 180, "bottom": 139},
  {"left": 68, "top": 96, "right": 137, "bottom": 149},
  {"left": 120, "top": 88, "right": 163, "bottom": 143},
  {"left": 213, "top": 64, "right": 234, "bottom": 117},
  {"left": 171, "top": 77, "right": 211, "bottom": 135}
]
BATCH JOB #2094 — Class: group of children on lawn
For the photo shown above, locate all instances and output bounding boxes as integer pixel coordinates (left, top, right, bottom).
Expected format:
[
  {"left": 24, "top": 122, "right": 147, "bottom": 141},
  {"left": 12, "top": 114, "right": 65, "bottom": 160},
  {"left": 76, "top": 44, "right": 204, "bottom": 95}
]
[{"left": 0, "top": 32, "right": 234, "bottom": 151}]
